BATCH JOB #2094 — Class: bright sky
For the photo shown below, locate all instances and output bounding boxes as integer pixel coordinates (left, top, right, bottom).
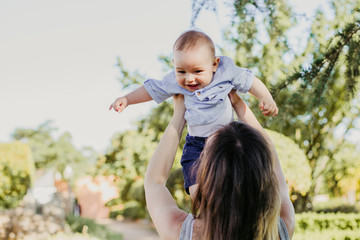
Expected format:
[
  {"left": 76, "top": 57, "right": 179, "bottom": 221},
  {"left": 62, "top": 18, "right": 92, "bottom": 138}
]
[{"left": 2, "top": 0, "right": 356, "bottom": 153}]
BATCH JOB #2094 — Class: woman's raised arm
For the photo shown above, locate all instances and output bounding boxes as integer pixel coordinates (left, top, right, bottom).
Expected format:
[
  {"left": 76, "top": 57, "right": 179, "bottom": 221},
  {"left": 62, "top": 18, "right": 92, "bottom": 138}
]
[
  {"left": 144, "top": 95, "right": 188, "bottom": 240},
  {"left": 228, "top": 90, "right": 295, "bottom": 238}
]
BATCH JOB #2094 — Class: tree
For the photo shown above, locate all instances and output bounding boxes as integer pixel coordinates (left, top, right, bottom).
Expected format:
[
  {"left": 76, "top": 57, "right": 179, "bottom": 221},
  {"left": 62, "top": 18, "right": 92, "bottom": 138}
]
[
  {"left": 11, "top": 121, "right": 93, "bottom": 179},
  {"left": 96, "top": 101, "right": 191, "bottom": 218},
  {"left": 323, "top": 143, "right": 360, "bottom": 199},
  {"left": 0, "top": 142, "right": 35, "bottom": 208},
  {"left": 192, "top": 0, "right": 360, "bottom": 210}
]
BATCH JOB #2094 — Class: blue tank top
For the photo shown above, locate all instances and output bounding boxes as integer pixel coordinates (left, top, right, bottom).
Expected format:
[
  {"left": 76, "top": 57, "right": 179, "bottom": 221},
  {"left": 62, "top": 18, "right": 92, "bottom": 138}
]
[{"left": 179, "top": 214, "right": 290, "bottom": 240}]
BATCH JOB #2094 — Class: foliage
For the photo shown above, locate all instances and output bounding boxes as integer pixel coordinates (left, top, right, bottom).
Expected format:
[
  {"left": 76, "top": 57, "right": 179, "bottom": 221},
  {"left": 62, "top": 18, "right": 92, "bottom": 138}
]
[
  {"left": 0, "top": 141, "right": 35, "bottom": 209},
  {"left": 97, "top": 101, "right": 191, "bottom": 217},
  {"left": 293, "top": 230, "right": 360, "bottom": 240},
  {"left": 109, "top": 200, "right": 148, "bottom": 219},
  {"left": 266, "top": 130, "right": 311, "bottom": 196},
  {"left": 66, "top": 214, "right": 123, "bottom": 240},
  {"left": 97, "top": 129, "right": 156, "bottom": 210},
  {"left": 294, "top": 212, "right": 360, "bottom": 235},
  {"left": 322, "top": 143, "right": 360, "bottom": 197},
  {"left": 11, "top": 120, "right": 94, "bottom": 179},
  {"left": 50, "top": 232, "right": 102, "bottom": 240}
]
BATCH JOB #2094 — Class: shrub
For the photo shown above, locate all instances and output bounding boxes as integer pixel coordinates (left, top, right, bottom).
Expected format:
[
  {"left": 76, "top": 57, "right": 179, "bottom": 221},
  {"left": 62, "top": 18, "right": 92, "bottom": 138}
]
[
  {"left": 66, "top": 215, "right": 123, "bottom": 240},
  {"left": 49, "top": 232, "right": 101, "bottom": 240},
  {"left": 293, "top": 229, "right": 360, "bottom": 240},
  {"left": 0, "top": 142, "right": 35, "bottom": 209},
  {"left": 109, "top": 201, "right": 147, "bottom": 220},
  {"left": 295, "top": 212, "right": 360, "bottom": 232},
  {"left": 294, "top": 212, "right": 360, "bottom": 239}
]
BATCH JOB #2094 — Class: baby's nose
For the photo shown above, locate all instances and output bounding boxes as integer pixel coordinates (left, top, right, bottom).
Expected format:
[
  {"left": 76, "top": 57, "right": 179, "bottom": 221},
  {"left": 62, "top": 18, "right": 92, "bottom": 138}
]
[{"left": 185, "top": 74, "right": 195, "bottom": 82}]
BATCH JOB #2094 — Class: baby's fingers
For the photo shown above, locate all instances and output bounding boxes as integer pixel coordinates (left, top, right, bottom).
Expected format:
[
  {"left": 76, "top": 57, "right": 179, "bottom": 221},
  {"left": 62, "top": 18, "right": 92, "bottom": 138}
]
[
  {"left": 116, "top": 103, "right": 126, "bottom": 113},
  {"left": 262, "top": 109, "right": 272, "bottom": 116},
  {"left": 261, "top": 104, "right": 272, "bottom": 116},
  {"left": 262, "top": 105, "right": 278, "bottom": 117},
  {"left": 259, "top": 101, "right": 265, "bottom": 111},
  {"left": 272, "top": 106, "right": 279, "bottom": 116}
]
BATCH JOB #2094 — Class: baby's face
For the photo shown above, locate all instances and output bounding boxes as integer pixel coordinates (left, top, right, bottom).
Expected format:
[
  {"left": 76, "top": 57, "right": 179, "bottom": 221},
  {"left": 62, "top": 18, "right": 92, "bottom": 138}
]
[{"left": 173, "top": 44, "right": 219, "bottom": 92}]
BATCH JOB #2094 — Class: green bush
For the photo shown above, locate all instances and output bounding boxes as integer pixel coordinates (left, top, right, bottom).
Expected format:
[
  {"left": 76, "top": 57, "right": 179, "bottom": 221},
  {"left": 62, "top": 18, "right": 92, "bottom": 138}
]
[
  {"left": 66, "top": 215, "right": 123, "bottom": 240},
  {"left": 266, "top": 129, "right": 311, "bottom": 197},
  {"left": 295, "top": 212, "right": 360, "bottom": 232},
  {"left": 293, "top": 229, "right": 360, "bottom": 240},
  {"left": 0, "top": 142, "right": 35, "bottom": 209},
  {"left": 49, "top": 232, "right": 101, "bottom": 240},
  {"left": 109, "top": 201, "right": 147, "bottom": 220},
  {"left": 294, "top": 212, "right": 360, "bottom": 239}
]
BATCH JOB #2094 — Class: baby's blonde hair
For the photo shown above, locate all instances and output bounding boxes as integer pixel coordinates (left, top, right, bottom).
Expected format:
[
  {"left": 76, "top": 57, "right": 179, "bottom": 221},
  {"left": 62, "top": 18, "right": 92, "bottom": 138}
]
[{"left": 173, "top": 30, "right": 215, "bottom": 57}]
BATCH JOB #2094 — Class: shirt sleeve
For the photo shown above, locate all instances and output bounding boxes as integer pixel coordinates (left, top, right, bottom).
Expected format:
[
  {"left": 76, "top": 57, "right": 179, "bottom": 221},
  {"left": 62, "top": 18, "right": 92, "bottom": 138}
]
[
  {"left": 143, "top": 71, "right": 179, "bottom": 103},
  {"left": 221, "top": 56, "right": 254, "bottom": 93}
]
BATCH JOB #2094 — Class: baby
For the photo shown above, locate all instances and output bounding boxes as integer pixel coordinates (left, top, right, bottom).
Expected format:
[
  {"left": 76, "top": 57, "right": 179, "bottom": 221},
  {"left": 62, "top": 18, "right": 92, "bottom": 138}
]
[{"left": 109, "top": 30, "right": 278, "bottom": 195}]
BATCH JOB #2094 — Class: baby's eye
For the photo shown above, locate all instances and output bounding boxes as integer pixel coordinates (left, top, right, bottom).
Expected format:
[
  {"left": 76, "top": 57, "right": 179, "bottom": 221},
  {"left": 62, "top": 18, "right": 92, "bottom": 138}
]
[
  {"left": 194, "top": 70, "right": 203, "bottom": 73},
  {"left": 177, "top": 71, "right": 186, "bottom": 74}
]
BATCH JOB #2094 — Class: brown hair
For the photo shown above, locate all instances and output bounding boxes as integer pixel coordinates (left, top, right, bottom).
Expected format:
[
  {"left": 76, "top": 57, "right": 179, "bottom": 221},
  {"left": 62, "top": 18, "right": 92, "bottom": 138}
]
[
  {"left": 173, "top": 29, "right": 215, "bottom": 57},
  {"left": 192, "top": 121, "right": 281, "bottom": 240}
]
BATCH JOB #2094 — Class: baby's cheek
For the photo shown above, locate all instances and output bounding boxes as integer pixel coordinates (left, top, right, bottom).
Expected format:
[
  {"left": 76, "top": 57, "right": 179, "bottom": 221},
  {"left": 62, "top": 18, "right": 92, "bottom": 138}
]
[{"left": 176, "top": 78, "right": 184, "bottom": 87}]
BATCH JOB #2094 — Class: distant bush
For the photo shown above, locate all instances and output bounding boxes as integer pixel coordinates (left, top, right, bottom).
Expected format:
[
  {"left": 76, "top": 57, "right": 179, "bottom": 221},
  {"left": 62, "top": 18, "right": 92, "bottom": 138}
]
[
  {"left": 313, "top": 198, "right": 359, "bottom": 213},
  {"left": 0, "top": 142, "right": 35, "bottom": 209},
  {"left": 49, "top": 232, "right": 101, "bottom": 240},
  {"left": 66, "top": 215, "right": 123, "bottom": 240},
  {"left": 315, "top": 204, "right": 359, "bottom": 213},
  {"left": 109, "top": 201, "right": 147, "bottom": 220}
]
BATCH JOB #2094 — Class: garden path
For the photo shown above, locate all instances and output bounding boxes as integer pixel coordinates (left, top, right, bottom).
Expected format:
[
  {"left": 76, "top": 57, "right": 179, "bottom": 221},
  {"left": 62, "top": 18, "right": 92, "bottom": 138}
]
[{"left": 97, "top": 218, "right": 160, "bottom": 240}]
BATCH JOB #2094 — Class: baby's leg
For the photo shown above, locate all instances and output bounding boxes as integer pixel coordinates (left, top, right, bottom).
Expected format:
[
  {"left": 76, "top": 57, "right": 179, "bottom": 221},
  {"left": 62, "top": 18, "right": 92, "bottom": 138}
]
[
  {"left": 189, "top": 184, "right": 198, "bottom": 199},
  {"left": 180, "top": 134, "right": 206, "bottom": 195}
]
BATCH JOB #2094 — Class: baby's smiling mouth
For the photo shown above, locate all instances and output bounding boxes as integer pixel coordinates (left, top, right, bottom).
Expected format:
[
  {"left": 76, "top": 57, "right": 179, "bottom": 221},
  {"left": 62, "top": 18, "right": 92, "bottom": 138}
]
[{"left": 186, "top": 83, "right": 200, "bottom": 90}]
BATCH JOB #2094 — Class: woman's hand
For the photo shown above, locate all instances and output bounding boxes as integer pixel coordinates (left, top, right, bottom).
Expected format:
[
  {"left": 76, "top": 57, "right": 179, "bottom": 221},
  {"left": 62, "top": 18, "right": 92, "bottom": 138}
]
[
  {"left": 228, "top": 90, "right": 247, "bottom": 120},
  {"left": 173, "top": 94, "right": 186, "bottom": 119}
]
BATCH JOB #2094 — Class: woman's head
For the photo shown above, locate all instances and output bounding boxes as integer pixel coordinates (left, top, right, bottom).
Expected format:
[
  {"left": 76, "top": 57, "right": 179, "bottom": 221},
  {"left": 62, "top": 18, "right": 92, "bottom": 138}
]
[{"left": 192, "top": 121, "right": 281, "bottom": 240}]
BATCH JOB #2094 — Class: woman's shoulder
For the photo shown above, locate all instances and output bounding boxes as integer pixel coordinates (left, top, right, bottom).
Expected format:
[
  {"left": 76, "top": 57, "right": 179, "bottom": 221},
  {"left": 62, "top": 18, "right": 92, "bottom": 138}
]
[{"left": 164, "top": 210, "right": 188, "bottom": 240}]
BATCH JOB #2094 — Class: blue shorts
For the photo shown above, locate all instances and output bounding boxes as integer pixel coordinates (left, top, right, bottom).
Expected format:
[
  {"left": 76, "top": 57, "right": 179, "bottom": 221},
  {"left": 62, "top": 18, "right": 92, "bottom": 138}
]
[{"left": 181, "top": 134, "right": 207, "bottom": 194}]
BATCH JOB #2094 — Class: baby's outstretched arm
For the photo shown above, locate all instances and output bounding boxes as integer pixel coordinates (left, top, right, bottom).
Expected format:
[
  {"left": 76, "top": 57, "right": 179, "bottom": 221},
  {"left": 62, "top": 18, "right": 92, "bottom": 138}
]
[
  {"left": 109, "top": 86, "right": 153, "bottom": 113},
  {"left": 248, "top": 77, "right": 278, "bottom": 117}
]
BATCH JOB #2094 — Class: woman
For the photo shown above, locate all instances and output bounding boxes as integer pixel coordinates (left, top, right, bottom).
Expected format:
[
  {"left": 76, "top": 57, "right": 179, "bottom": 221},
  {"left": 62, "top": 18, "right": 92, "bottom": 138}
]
[{"left": 144, "top": 92, "right": 292, "bottom": 240}]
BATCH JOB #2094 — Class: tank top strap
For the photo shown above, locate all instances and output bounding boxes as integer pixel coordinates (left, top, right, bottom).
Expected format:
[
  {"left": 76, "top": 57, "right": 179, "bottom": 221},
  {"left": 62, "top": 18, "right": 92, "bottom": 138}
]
[
  {"left": 179, "top": 214, "right": 194, "bottom": 240},
  {"left": 278, "top": 218, "right": 290, "bottom": 240}
]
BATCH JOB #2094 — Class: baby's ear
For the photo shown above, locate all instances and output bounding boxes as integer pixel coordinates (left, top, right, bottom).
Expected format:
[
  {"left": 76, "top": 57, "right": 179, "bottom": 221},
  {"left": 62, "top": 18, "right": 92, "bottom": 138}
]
[{"left": 212, "top": 57, "right": 220, "bottom": 72}]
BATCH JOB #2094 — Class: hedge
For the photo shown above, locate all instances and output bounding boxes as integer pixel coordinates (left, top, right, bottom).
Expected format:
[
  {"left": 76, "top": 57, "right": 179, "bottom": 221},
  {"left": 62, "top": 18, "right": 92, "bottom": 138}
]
[
  {"left": 294, "top": 212, "right": 360, "bottom": 240},
  {"left": 294, "top": 229, "right": 360, "bottom": 240},
  {"left": 295, "top": 212, "right": 360, "bottom": 231}
]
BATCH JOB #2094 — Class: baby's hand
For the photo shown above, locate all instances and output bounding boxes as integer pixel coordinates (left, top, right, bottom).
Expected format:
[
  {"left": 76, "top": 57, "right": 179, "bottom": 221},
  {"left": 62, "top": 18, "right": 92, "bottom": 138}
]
[
  {"left": 109, "top": 96, "right": 128, "bottom": 113},
  {"left": 259, "top": 96, "right": 278, "bottom": 117}
]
